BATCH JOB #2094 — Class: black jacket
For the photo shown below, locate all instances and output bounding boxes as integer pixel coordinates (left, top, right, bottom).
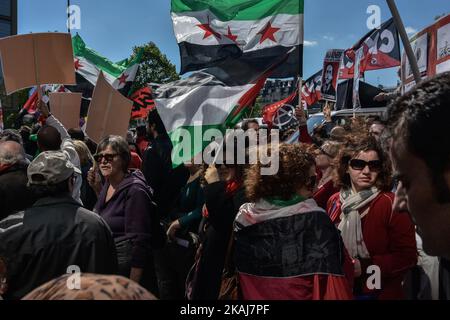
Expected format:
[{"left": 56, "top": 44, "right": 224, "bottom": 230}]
[
  {"left": 142, "top": 136, "right": 189, "bottom": 217},
  {"left": 0, "top": 196, "right": 118, "bottom": 300},
  {"left": 191, "top": 181, "right": 246, "bottom": 300},
  {"left": 0, "top": 163, "right": 35, "bottom": 221}
]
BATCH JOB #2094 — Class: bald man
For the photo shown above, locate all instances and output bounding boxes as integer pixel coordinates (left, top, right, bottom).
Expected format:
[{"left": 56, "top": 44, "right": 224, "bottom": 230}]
[{"left": 0, "top": 141, "right": 35, "bottom": 220}]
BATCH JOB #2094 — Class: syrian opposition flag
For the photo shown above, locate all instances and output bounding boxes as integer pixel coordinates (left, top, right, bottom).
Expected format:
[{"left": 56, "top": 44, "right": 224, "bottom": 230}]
[
  {"left": 171, "top": 0, "right": 303, "bottom": 77},
  {"left": 301, "top": 70, "right": 322, "bottom": 106},
  {"left": 68, "top": 34, "right": 142, "bottom": 99}
]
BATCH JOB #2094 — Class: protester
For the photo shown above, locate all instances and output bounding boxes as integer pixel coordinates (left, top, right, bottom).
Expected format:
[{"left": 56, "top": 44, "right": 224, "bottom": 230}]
[
  {"left": 37, "top": 101, "right": 83, "bottom": 204},
  {"left": 19, "top": 126, "right": 37, "bottom": 159},
  {"left": 89, "top": 135, "right": 165, "bottom": 289},
  {"left": 313, "top": 141, "right": 341, "bottom": 209},
  {"left": 387, "top": 72, "right": 450, "bottom": 299},
  {"left": 142, "top": 110, "right": 176, "bottom": 216},
  {"left": 73, "top": 140, "right": 98, "bottom": 211},
  {"left": 188, "top": 152, "right": 246, "bottom": 300},
  {"left": 0, "top": 129, "right": 23, "bottom": 145},
  {"left": 327, "top": 135, "right": 417, "bottom": 299},
  {"left": 329, "top": 126, "right": 347, "bottom": 142},
  {"left": 23, "top": 274, "right": 157, "bottom": 300},
  {"left": 369, "top": 119, "right": 386, "bottom": 143},
  {"left": 0, "top": 141, "right": 35, "bottom": 220},
  {"left": 136, "top": 125, "right": 150, "bottom": 156},
  {"left": 234, "top": 144, "right": 352, "bottom": 300},
  {"left": 0, "top": 151, "right": 117, "bottom": 300},
  {"left": 242, "top": 119, "right": 260, "bottom": 132},
  {"left": 154, "top": 163, "right": 204, "bottom": 300}
]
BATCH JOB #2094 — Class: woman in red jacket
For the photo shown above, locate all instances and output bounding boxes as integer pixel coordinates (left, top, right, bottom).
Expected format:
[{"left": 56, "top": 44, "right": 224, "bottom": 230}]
[{"left": 327, "top": 135, "right": 417, "bottom": 300}]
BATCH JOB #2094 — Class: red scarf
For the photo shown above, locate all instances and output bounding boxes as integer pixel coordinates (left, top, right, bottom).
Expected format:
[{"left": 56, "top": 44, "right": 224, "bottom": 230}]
[
  {"left": 202, "top": 180, "right": 241, "bottom": 219},
  {"left": 0, "top": 163, "right": 14, "bottom": 174}
]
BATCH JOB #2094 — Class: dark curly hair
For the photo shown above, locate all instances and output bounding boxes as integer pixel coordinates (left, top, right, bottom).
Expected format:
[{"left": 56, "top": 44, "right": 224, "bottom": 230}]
[
  {"left": 334, "top": 134, "right": 392, "bottom": 192},
  {"left": 245, "top": 144, "right": 316, "bottom": 202},
  {"left": 387, "top": 72, "right": 450, "bottom": 203}
]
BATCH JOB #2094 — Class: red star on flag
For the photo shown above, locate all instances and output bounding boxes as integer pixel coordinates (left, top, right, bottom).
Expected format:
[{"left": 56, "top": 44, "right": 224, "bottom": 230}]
[
  {"left": 118, "top": 73, "right": 128, "bottom": 85},
  {"left": 224, "top": 26, "right": 238, "bottom": 42},
  {"left": 74, "top": 59, "right": 83, "bottom": 70},
  {"left": 258, "top": 22, "right": 280, "bottom": 44},
  {"left": 197, "top": 16, "right": 221, "bottom": 40}
]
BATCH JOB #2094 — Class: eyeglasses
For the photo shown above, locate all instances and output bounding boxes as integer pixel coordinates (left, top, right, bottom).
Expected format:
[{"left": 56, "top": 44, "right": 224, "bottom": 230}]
[
  {"left": 349, "top": 159, "right": 382, "bottom": 172},
  {"left": 94, "top": 153, "right": 118, "bottom": 163}
]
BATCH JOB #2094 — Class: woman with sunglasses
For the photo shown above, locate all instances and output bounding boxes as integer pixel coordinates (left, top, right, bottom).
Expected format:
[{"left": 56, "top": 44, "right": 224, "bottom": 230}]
[
  {"left": 188, "top": 145, "right": 247, "bottom": 300},
  {"left": 234, "top": 144, "right": 352, "bottom": 300},
  {"left": 88, "top": 135, "right": 165, "bottom": 290},
  {"left": 327, "top": 135, "right": 417, "bottom": 300}
]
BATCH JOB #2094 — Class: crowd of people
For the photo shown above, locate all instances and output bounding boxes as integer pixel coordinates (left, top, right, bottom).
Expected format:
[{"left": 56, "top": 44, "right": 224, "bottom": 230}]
[{"left": 0, "top": 72, "right": 450, "bottom": 300}]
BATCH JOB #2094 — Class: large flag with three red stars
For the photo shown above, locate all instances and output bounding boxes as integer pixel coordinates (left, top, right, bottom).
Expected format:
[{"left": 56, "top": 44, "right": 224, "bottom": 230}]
[{"left": 171, "top": 0, "right": 303, "bottom": 77}]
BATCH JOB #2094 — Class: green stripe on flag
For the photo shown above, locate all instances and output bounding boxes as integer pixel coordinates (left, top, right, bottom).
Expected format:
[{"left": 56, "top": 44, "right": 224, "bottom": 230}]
[
  {"left": 170, "top": 124, "right": 225, "bottom": 167},
  {"left": 171, "top": 0, "right": 303, "bottom": 21},
  {"left": 72, "top": 34, "right": 141, "bottom": 78}
]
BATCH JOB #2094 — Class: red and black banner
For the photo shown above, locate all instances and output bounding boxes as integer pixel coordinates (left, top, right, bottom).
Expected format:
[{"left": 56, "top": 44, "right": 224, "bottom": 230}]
[
  {"left": 262, "top": 89, "right": 298, "bottom": 129},
  {"left": 339, "top": 18, "right": 401, "bottom": 78},
  {"left": 130, "top": 87, "right": 156, "bottom": 120},
  {"left": 302, "top": 70, "right": 322, "bottom": 106},
  {"left": 359, "top": 18, "right": 401, "bottom": 71}
]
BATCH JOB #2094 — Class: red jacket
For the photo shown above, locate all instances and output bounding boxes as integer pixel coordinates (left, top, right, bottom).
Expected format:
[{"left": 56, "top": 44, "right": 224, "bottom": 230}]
[
  {"left": 327, "top": 192, "right": 417, "bottom": 300},
  {"left": 314, "top": 180, "right": 339, "bottom": 210}
]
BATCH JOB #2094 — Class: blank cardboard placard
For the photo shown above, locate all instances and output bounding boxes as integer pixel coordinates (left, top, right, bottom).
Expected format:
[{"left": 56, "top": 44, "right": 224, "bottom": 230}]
[
  {"left": 86, "top": 72, "right": 133, "bottom": 143},
  {"left": 49, "top": 92, "right": 82, "bottom": 129},
  {"left": 0, "top": 33, "right": 76, "bottom": 95}
]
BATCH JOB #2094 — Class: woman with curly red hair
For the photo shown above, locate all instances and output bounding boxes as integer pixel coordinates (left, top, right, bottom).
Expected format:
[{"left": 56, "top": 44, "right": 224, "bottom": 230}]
[
  {"left": 234, "top": 144, "right": 352, "bottom": 300},
  {"left": 327, "top": 135, "right": 417, "bottom": 300}
]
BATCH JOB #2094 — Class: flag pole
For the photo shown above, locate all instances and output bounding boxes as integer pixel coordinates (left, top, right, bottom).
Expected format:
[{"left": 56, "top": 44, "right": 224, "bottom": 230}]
[
  {"left": 386, "top": 0, "right": 421, "bottom": 84},
  {"left": 297, "top": 75, "right": 304, "bottom": 119},
  {"left": 67, "top": 0, "right": 71, "bottom": 34}
]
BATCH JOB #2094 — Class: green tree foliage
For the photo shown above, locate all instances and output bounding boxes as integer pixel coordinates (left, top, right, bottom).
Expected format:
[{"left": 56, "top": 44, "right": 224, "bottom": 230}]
[
  {"left": 130, "top": 42, "right": 179, "bottom": 92},
  {"left": 0, "top": 85, "right": 29, "bottom": 129}
]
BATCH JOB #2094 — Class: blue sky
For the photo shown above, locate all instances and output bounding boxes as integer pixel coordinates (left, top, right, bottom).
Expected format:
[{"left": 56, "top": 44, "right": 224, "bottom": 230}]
[{"left": 18, "top": 0, "right": 450, "bottom": 87}]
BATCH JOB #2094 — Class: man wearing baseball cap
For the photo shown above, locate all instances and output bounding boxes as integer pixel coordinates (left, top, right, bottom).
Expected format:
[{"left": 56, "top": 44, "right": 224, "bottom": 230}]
[{"left": 0, "top": 151, "right": 118, "bottom": 300}]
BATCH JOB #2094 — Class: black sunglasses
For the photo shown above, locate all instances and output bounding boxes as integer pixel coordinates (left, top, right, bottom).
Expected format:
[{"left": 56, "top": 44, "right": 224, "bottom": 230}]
[
  {"left": 349, "top": 159, "right": 382, "bottom": 172},
  {"left": 94, "top": 153, "right": 118, "bottom": 163}
]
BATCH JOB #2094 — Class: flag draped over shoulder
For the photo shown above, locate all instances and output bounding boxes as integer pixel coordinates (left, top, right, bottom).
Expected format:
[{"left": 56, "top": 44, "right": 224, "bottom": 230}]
[{"left": 171, "top": 0, "right": 303, "bottom": 77}]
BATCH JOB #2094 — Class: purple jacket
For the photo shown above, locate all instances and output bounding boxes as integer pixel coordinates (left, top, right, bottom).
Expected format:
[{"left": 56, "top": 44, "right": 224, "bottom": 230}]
[{"left": 95, "top": 170, "right": 165, "bottom": 268}]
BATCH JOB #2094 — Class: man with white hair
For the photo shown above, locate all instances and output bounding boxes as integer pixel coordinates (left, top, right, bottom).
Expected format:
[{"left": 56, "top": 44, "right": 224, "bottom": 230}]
[
  {"left": 0, "top": 141, "right": 35, "bottom": 220},
  {"left": 0, "top": 150, "right": 117, "bottom": 300}
]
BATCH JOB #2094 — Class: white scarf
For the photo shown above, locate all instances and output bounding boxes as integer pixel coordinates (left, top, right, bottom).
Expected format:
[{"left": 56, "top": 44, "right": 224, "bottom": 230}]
[
  {"left": 338, "top": 187, "right": 380, "bottom": 259},
  {"left": 234, "top": 198, "right": 325, "bottom": 232}
]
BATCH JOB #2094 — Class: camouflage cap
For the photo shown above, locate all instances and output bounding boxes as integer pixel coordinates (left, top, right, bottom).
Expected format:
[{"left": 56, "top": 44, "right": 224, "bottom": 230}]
[{"left": 28, "top": 151, "right": 81, "bottom": 186}]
